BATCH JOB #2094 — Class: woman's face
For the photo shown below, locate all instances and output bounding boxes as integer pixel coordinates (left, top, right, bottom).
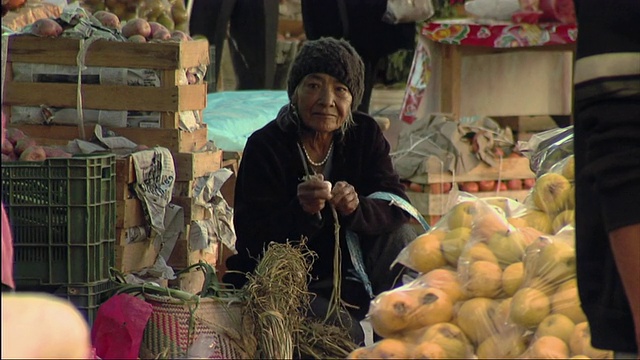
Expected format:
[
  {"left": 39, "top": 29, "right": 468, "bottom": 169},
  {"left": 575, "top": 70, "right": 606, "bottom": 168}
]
[{"left": 294, "top": 73, "right": 353, "bottom": 134}]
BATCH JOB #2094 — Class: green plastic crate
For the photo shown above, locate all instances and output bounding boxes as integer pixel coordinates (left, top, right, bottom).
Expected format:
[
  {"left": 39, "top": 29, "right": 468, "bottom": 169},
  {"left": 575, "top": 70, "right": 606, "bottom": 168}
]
[{"left": 1, "top": 154, "right": 117, "bottom": 286}]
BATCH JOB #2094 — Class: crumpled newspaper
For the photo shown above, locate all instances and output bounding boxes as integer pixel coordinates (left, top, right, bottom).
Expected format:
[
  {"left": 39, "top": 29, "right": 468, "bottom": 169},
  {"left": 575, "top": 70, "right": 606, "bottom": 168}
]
[
  {"left": 187, "top": 168, "right": 237, "bottom": 254},
  {"left": 391, "top": 114, "right": 514, "bottom": 181}
]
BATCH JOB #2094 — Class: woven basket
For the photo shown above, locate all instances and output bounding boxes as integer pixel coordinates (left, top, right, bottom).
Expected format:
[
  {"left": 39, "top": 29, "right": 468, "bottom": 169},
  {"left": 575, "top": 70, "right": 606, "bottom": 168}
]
[{"left": 139, "top": 294, "right": 255, "bottom": 359}]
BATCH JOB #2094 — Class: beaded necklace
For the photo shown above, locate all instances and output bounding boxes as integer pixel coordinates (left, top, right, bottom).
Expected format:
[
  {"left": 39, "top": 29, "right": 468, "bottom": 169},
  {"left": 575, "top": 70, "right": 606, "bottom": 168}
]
[{"left": 300, "top": 140, "right": 334, "bottom": 167}]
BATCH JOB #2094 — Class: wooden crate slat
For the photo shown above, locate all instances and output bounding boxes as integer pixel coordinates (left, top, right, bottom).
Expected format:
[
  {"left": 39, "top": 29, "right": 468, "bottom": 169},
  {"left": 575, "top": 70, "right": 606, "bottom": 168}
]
[
  {"left": 11, "top": 124, "right": 209, "bottom": 153},
  {"left": 171, "top": 196, "right": 210, "bottom": 222},
  {"left": 409, "top": 157, "right": 535, "bottom": 184},
  {"left": 116, "top": 198, "right": 146, "bottom": 228},
  {"left": 173, "top": 150, "right": 222, "bottom": 181},
  {"left": 115, "top": 239, "right": 159, "bottom": 273},
  {"left": 4, "top": 82, "right": 206, "bottom": 112},
  {"left": 7, "top": 36, "right": 209, "bottom": 69},
  {"left": 406, "top": 190, "right": 531, "bottom": 216}
]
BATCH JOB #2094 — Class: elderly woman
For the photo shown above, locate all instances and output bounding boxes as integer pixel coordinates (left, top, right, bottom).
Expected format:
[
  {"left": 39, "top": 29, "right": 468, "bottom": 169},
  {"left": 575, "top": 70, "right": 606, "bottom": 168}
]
[{"left": 223, "top": 37, "right": 416, "bottom": 344}]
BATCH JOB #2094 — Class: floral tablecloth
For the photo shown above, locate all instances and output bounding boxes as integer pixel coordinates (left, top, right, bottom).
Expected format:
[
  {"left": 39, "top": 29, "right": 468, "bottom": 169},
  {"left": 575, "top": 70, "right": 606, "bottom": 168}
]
[{"left": 400, "top": 19, "right": 578, "bottom": 123}]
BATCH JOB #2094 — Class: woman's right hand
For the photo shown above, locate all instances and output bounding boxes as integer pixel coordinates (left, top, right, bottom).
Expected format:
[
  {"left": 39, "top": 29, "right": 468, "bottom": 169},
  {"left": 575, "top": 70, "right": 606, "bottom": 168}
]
[{"left": 297, "top": 174, "right": 332, "bottom": 216}]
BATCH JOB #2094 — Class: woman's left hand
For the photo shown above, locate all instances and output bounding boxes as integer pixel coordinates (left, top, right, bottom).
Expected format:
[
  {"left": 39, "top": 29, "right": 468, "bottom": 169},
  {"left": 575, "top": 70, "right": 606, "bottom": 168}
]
[{"left": 329, "top": 181, "right": 359, "bottom": 216}]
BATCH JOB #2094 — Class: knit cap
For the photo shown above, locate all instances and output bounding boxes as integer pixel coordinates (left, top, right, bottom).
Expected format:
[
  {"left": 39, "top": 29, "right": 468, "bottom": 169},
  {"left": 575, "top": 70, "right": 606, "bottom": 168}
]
[{"left": 287, "top": 37, "right": 365, "bottom": 110}]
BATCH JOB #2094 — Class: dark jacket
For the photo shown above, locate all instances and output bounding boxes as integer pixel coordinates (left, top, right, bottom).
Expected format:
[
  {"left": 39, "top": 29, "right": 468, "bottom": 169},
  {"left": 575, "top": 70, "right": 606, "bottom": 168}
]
[
  {"left": 573, "top": 0, "right": 640, "bottom": 353},
  {"left": 301, "top": 0, "right": 416, "bottom": 61},
  {"left": 223, "top": 108, "right": 411, "bottom": 289}
]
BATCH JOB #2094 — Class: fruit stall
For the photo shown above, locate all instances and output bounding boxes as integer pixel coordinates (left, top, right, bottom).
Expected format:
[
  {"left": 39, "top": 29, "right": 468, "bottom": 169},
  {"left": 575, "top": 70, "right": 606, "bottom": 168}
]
[{"left": 1, "top": 0, "right": 622, "bottom": 359}]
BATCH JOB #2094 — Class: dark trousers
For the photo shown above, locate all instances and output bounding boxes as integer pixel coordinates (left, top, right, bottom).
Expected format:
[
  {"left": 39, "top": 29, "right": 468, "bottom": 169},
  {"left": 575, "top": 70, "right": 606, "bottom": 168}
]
[
  {"left": 307, "top": 223, "right": 416, "bottom": 345},
  {"left": 189, "top": 0, "right": 279, "bottom": 91}
]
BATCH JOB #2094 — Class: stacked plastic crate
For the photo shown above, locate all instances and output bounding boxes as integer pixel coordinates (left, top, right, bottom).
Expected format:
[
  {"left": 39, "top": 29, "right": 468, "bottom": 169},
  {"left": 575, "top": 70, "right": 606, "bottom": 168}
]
[{"left": 1, "top": 154, "right": 116, "bottom": 325}]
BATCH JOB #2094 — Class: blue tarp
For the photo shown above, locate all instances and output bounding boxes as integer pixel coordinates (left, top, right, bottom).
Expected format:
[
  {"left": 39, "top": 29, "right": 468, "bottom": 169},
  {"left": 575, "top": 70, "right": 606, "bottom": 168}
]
[{"left": 202, "top": 90, "right": 289, "bottom": 152}]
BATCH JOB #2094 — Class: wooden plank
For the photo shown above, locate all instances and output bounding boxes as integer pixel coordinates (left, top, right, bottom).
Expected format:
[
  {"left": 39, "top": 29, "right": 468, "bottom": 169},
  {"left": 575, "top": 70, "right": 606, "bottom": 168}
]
[
  {"left": 4, "top": 82, "right": 206, "bottom": 112},
  {"left": 7, "top": 35, "right": 210, "bottom": 69},
  {"left": 116, "top": 198, "right": 146, "bottom": 228},
  {"left": 114, "top": 240, "right": 159, "bottom": 273},
  {"left": 421, "top": 157, "right": 534, "bottom": 184},
  {"left": 406, "top": 189, "right": 531, "bottom": 216},
  {"left": 173, "top": 150, "right": 222, "bottom": 181},
  {"left": 440, "top": 44, "right": 462, "bottom": 117},
  {"left": 167, "top": 238, "right": 218, "bottom": 272},
  {"left": 171, "top": 196, "right": 210, "bottom": 222},
  {"left": 11, "top": 124, "right": 209, "bottom": 152}
]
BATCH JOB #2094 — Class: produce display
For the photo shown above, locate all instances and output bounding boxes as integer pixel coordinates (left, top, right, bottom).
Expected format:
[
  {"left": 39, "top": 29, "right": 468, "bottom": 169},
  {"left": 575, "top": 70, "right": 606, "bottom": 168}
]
[
  {"left": 348, "top": 147, "right": 612, "bottom": 358},
  {"left": 1, "top": 127, "right": 72, "bottom": 162},
  {"left": 79, "top": 0, "right": 188, "bottom": 32}
]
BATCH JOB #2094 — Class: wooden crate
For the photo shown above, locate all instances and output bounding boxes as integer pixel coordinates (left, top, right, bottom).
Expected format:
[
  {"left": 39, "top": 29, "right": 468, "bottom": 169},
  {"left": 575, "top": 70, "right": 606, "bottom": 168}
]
[
  {"left": 173, "top": 150, "right": 222, "bottom": 181},
  {"left": 11, "top": 123, "right": 209, "bottom": 153},
  {"left": 171, "top": 196, "right": 210, "bottom": 222},
  {"left": 167, "top": 235, "right": 218, "bottom": 270},
  {"left": 3, "top": 35, "right": 210, "bottom": 129},
  {"left": 407, "top": 156, "right": 535, "bottom": 217},
  {"left": 116, "top": 198, "right": 146, "bottom": 229},
  {"left": 115, "top": 240, "right": 159, "bottom": 273}
]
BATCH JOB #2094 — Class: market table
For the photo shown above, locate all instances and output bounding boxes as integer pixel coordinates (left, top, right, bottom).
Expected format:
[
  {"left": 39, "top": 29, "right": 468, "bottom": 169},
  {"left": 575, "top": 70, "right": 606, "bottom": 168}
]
[{"left": 400, "top": 19, "right": 578, "bottom": 124}]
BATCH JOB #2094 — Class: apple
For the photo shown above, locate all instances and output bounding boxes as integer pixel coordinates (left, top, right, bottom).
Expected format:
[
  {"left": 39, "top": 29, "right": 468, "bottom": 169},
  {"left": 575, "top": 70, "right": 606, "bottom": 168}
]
[
  {"left": 460, "top": 242, "right": 498, "bottom": 265},
  {"left": 430, "top": 182, "right": 452, "bottom": 194},
  {"left": 534, "top": 240, "right": 576, "bottom": 284},
  {"left": 369, "top": 338, "right": 410, "bottom": 359},
  {"left": 441, "top": 227, "right": 472, "bottom": 266},
  {"left": 510, "top": 287, "right": 551, "bottom": 328},
  {"left": 492, "top": 297, "right": 513, "bottom": 331},
  {"left": 409, "top": 287, "right": 454, "bottom": 329},
  {"left": 446, "top": 201, "right": 477, "bottom": 229},
  {"left": 460, "top": 260, "right": 503, "bottom": 298},
  {"left": 552, "top": 209, "right": 575, "bottom": 234},
  {"left": 461, "top": 181, "right": 480, "bottom": 193},
  {"left": 487, "top": 230, "right": 528, "bottom": 267},
  {"left": 498, "top": 181, "right": 508, "bottom": 191},
  {"left": 506, "top": 178, "right": 523, "bottom": 190},
  {"left": 527, "top": 335, "right": 570, "bottom": 359},
  {"left": 420, "top": 269, "right": 465, "bottom": 303},
  {"left": 455, "top": 298, "right": 499, "bottom": 346},
  {"left": 406, "top": 233, "right": 447, "bottom": 274},
  {"left": 551, "top": 279, "right": 588, "bottom": 324},
  {"left": 369, "top": 289, "right": 420, "bottom": 338},
  {"left": 522, "top": 209, "right": 554, "bottom": 234},
  {"left": 535, "top": 313, "right": 576, "bottom": 344},
  {"left": 502, "top": 261, "right": 524, "bottom": 296},
  {"left": 523, "top": 178, "right": 536, "bottom": 189},
  {"left": 562, "top": 155, "right": 575, "bottom": 181},
  {"left": 410, "top": 341, "right": 447, "bottom": 359},
  {"left": 418, "top": 323, "right": 472, "bottom": 358},
  {"left": 494, "top": 146, "right": 505, "bottom": 158},
  {"left": 408, "top": 182, "right": 424, "bottom": 192},
  {"left": 476, "top": 330, "right": 527, "bottom": 359},
  {"left": 569, "top": 322, "right": 614, "bottom": 359},
  {"left": 532, "top": 173, "right": 572, "bottom": 215},
  {"left": 471, "top": 202, "right": 511, "bottom": 240},
  {"left": 478, "top": 180, "right": 497, "bottom": 192}
]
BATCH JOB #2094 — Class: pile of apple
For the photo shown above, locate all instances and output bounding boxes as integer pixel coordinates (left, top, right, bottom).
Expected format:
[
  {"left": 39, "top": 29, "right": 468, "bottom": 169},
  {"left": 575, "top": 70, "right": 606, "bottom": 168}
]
[
  {"left": 348, "top": 155, "right": 613, "bottom": 359},
  {"left": 80, "top": 0, "right": 189, "bottom": 32}
]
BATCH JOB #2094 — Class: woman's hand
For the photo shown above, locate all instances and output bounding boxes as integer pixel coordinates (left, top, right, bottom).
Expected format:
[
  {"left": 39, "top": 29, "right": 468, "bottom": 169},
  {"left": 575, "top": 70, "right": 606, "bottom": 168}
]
[
  {"left": 329, "top": 181, "right": 359, "bottom": 216},
  {"left": 298, "top": 174, "right": 332, "bottom": 216}
]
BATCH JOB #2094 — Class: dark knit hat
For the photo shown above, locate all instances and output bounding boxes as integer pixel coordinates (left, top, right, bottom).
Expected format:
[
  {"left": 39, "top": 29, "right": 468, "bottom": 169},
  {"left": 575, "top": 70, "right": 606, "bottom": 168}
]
[{"left": 287, "top": 37, "right": 365, "bottom": 110}]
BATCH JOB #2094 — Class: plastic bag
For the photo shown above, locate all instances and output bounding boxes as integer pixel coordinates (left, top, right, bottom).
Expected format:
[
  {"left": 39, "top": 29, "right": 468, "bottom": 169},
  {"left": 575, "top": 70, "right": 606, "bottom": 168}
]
[
  {"left": 382, "top": 0, "right": 435, "bottom": 24},
  {"left": 91, "top": 293, "right": 153, "bottom": 359},
  {"left": 517, "top": 125, "right": 573, "bottom": 178}
]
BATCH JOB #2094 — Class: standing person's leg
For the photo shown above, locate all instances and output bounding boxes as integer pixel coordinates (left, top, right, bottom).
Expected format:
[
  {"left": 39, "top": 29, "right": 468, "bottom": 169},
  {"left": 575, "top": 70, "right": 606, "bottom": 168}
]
[
  {"left": 229, "top": 0, "right": 279, "bottom": 90},
  {"left": 357, "top": 57, "right": 380, "bottom": 114},
  {"left": 189, "top": 0, "right": 236, "bottom": 91}
]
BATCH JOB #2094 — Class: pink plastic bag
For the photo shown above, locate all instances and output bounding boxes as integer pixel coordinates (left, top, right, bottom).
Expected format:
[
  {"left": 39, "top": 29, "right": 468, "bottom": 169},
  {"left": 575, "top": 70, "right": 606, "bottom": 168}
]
[{"left": 91, "top": 293, "right": 153, "bottom": 359}]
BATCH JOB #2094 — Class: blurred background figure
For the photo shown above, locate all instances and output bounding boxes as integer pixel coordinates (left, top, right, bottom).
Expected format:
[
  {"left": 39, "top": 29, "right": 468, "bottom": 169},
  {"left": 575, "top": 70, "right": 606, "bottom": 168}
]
[
  {"left": 300, "top": 0, "right": 416, "bottom": 114},
  {"left": 189, "top": 0, "right": 279, "bottom": 92},
  {"left": 572, "top": 0, "right": 640, "bottom": 356},
  {"left": 2, "top": 293, "right": 93, "bottom": 359}
]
